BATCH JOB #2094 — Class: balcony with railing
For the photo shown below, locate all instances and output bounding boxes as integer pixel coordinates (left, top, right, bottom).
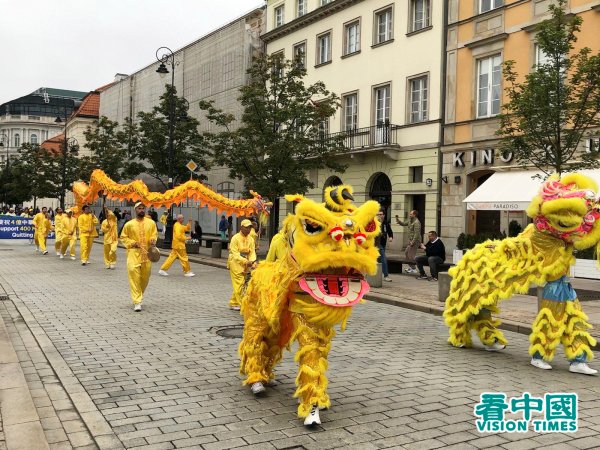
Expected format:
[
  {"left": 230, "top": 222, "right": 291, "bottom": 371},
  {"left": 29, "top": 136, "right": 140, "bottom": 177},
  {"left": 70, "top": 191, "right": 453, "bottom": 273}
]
[{"left": 322, "top": 122, "right": 401, "bottom": 160}]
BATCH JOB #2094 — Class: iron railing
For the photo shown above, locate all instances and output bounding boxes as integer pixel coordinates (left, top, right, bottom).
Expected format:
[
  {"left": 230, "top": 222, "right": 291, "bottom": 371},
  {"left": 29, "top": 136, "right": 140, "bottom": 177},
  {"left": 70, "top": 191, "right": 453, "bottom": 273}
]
[{"left": 323, "top": 122, "right": 401, "bottom": 151}]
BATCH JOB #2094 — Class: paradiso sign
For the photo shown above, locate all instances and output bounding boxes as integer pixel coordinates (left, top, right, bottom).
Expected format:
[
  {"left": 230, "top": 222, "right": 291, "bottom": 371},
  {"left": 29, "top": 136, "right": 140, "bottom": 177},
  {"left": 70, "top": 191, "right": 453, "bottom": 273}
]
[{"left": 453, "top": 149, "right": 513, "bottom": 167}]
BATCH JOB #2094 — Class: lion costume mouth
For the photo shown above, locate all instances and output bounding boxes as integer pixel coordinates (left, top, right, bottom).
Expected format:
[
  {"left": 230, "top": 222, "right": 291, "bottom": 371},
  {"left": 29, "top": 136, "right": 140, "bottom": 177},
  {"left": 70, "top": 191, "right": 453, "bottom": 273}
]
[{"left": 298, "top": 273, "right": 370, "bottom": 307}]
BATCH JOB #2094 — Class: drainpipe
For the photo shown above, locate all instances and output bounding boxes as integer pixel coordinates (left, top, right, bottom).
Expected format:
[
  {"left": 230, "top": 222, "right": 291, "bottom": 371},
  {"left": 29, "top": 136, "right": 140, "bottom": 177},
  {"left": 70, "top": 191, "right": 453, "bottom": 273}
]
[{"left": 436, "top": 0, "right": 449, "bottom": 235}]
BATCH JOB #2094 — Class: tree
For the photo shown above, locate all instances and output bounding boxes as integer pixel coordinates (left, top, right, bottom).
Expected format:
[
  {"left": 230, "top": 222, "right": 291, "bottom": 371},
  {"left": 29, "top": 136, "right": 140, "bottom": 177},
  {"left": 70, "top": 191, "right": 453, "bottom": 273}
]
[
  {"left": 80, "top": 116, "right": 145, "bottom": 182},
  {"left": 131, "top": 85, "right": 210, "bottom": 189},
  {"left": 9, "top": 144, "right": 58, "bottom": 207},
  {"left": 498, "top": 0, "right": 600, "bottom": 175},
  {"left": 200, "top": 55, "right": 347, "bottom": 230}
]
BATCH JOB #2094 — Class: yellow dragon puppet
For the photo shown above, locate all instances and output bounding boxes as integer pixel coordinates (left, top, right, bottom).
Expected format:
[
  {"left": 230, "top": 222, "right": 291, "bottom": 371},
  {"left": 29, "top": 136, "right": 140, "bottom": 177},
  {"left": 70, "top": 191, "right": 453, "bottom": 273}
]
[
  {"left": 238, "top": 185, "right": 380, "bottom": 426},
  {"left": 444, "top": 172, "right": 599, "bottom": 375}
]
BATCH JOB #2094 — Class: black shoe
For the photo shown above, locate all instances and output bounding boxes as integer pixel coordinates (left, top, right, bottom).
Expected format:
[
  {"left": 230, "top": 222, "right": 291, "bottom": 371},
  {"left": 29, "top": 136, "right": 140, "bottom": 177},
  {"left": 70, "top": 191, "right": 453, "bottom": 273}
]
[{"left": 416, "top": 275, "right": 429, "bottom": 280}]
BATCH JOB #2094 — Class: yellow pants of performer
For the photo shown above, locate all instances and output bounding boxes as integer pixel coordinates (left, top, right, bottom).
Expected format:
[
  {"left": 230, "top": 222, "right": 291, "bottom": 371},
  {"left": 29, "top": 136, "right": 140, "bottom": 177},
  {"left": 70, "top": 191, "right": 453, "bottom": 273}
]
[
  {"left": 61, "top": 236, "right": 77, "bottom": 257},
  {"left": 127, "top": 261, "right": 152, "bottom": 305},
  {"left": 39, "top": 235, "right": 47, "bottom": 253},
  {"left": 229, "top": 267, "right": 247, "bottom": 307},
  {"left": 34, "top": 231, "right": 40, "bottom": 249},
  {"left": 160, "top": 249, "right": 190, "bottom": 273},
  {"left": 54, "top": 233, "right": 63, "bottom": 254},
  {"left": 80, "top": 236, "right": 94, "bottom": 263},
  {"left": 103, "top": 242, "right": 117, "bottom": 267}
]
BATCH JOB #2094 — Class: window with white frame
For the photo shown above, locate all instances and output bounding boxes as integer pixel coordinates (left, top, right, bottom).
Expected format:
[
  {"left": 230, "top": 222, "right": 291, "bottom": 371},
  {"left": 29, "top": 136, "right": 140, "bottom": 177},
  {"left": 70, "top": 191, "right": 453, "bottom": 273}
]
[
  {"left": 374, "top": 7, "right": 393, "bottom": 44},
  {"left": 477, "top": 54, "right": 502, "bottom": 118},
  {"left": 318, "top": 118, "right": 330, "bottom": 141},
  {"left": 14, "top": 133, "right": 20, "bottom": 147},
  {"left": 320, "top": 0, "right": 332, "bottom": 5},
  {"left": 317, "top": 32, "right": 332, "bottom": 65},
  {"left": 479, "top": 0, "right": 502, "bottom": 13},
  {"left": 410, "top": 0, "right": 431, "bottom": 32},
  {"left": 293, "top": 42, "right": 306, "bottom": 68},
  {"left": 374, "top": 85, "right": 391, "bottom": 125},
  {"left": 274, "top": 4, "right": 285, "bottom": 27},
  {"left": 30, "top": 134, "right": 38, "bottom": 144},
  {"left": 344, "top": 20, "right": 361, "bottom": 55},
  {"left": 585, "top": 137, "right": 600, "bottom": 153},
  {"left": 409, "top": 75, "right": 428, "bottom": 123},
  {"left": 534, "top": 44, "right": 551, "bottom": 66},
  {"left": 297, "top": 0, "right": 307, "bottom": 17},
  {"left": 343, "top": 93, "right": 358, "bottom": 131}
]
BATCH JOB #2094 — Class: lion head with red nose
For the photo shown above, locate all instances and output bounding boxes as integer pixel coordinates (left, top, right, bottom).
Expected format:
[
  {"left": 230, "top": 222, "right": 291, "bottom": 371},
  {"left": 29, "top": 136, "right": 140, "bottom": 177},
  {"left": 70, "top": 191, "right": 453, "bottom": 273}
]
[{"left": 284, "top": 185, "right": 381, "bottom": 308}]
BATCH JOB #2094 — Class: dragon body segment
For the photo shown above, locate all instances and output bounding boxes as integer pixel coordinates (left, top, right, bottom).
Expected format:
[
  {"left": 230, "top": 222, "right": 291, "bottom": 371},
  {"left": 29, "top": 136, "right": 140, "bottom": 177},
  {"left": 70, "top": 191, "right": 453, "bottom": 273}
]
[{"left": 238, "top": 186, "right": 380, "bottom": 422}]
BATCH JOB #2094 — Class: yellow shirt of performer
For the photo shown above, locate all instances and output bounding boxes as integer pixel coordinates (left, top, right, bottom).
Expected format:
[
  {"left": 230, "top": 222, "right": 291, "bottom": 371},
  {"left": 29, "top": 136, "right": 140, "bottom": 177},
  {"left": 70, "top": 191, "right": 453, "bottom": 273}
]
[
  {"left": 227, "top": 229, "right": 257, "bottom": 273},
  {"left": 172, "top": 221, "right": 190, "bottom": 249},
  {"left": 62, "top": 214, "right": 78, "bottom": 238},
  {"left": 78, "top": 212, "right": 99, "bottom": 237},
  {"left": 33, "top": 211, "right": 46, "bottom": 242},
  {"left": 101, "top": 211, "right": 118, "bottom": 244},
  {"left": 39, "top": 217, "right": 53, "bottom": 237},
  {"left": 120, "top": 216, "right": 158, "bottom": 266},
  {"left": 54, "top": 212, "right": 65, "bottom": 238},
  {"left": 265, "top": 231, "right": 288, "bottom": 262}
]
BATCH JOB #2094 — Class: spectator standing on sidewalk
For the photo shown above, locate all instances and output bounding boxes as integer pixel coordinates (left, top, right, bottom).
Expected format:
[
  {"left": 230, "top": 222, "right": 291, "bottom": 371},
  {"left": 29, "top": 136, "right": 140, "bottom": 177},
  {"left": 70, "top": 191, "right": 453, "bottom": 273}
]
[
  {"left": 218, "top": 215, "right": 228, "bottom": 239},
  {"left": 396, "top": 210, "right": 422, "bottom": 274},
  {"left": 415, "top": 231, "right": 445, "bottom": 281},
  {"left": 376, "top": 210, "right": 394, "bottom": 282}
]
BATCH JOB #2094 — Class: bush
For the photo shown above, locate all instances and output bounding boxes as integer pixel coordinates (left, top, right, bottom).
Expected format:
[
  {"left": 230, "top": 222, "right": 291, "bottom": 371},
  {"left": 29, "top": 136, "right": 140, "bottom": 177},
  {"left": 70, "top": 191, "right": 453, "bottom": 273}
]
[
  {"left": 508, "top": 220, "right": 523, "bottom": 237},
  {"left": 456, "top": 231, "right": 507, "bottom": 250}
]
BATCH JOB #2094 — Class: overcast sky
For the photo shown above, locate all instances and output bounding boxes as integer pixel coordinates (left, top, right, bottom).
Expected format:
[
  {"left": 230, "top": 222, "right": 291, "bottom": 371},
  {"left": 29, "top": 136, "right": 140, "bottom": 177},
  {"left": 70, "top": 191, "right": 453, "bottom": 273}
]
[{"left": 0, "top": 0, "right": 264, "bottom": 105}]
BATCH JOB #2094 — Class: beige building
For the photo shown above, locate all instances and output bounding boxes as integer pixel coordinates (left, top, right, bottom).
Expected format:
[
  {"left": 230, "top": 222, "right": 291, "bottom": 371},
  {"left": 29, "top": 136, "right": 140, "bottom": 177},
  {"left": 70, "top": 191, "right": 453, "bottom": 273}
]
[{"left": 262, "top": 0, "right": 445, "bottom": 251}]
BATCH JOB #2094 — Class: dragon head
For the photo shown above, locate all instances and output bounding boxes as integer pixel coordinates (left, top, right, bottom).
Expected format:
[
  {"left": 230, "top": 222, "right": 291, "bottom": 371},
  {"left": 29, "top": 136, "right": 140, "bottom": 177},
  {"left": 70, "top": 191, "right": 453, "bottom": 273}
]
[
  {"left": 527, "top": 173, "right": 600, "bottom": 251},
  {"left": 283, "top": 185, "right": 380, "bottom": 308}
]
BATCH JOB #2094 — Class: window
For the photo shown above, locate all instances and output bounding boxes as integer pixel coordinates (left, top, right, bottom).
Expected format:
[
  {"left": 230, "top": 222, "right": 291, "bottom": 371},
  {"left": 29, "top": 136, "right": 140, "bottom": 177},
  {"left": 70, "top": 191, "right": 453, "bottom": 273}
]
[
  {"left": 317, "top": 32, "right": 332, "bottom": 65},
  {"left": 374, "top": 84, "right": 391, "bottom": 144},
  {"left": 274, "top": 4, "right": 285, "bottom": 27},
  {"left": 586, "top": 137, "right": 600, "bottom": 153},
  {"left": 293, "top": 42, "right": 306, "bottom": 69},
  {"left": 271, "top": 51, "right": 285, "bottom": 78},
  {"left": 297, "top": 0, "right": 307, "bottom": 17},
  {"left": 410, "top": 0, "right": 431, "bottom": 32},
  {"left": 479, "top": 0, "right": 502, "bottom": 13},
  {"left": 14, "top": 133, "right": 20, "bottom": 147},
  {"left": 477, "top": 54, "right": 502, "bottom": 118},
  {"left": 410, "top": 166, "right": 423, "bottom": 183},
  {"left": 217, "top": 182, "right": 235, "bottom": 199},
  {"left": 409, "top": 75, "right": 428, "bottom": 123},
  {"left": 30, "top": 134, "right": 38, "bottom": 144},
  {"left": 342, "top": 93, "right": 358, "bottom": 131},
  {"left": 320, "top": 0, "right": 332, "bottom": 5},
  {"left": 534, "top": 44, "right": 551, "bottom": 67},
  {"left": 318, "top": 119, "right": 330, "bottom": 141},
  {"left": 344, "top": 20, "right": 361, "bottom": 55},
  {"left": 374, "top": 7, "right": 393, "bottom": 44}
]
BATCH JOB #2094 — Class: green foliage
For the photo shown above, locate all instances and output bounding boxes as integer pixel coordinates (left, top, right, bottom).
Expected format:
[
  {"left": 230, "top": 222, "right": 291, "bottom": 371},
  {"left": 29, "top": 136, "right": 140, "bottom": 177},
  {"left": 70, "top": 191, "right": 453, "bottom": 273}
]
[
  {"left": 498, "top": 0, "right": 600, "bottom": 175},
  {"left": 130, "top": 85, "right": 210, "bottom": 188},
  {"left": 199, "top": 54, "right": 347, "bottom": 200},
  {"left": 508, "top": 220, "right": 523, "bottom": 237},
  {"left": 81, "top": 116, "right": 144, "bottom": 182},
  {"left": 456, "top": 231, "right": 507, "bottom": 250}
]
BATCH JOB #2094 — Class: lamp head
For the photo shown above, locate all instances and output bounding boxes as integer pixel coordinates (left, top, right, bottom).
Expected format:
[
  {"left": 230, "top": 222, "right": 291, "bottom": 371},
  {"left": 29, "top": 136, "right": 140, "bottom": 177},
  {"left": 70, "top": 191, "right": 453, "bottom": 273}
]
[{"left": 156, "top": 63, "right": 169, "bottom": 77}]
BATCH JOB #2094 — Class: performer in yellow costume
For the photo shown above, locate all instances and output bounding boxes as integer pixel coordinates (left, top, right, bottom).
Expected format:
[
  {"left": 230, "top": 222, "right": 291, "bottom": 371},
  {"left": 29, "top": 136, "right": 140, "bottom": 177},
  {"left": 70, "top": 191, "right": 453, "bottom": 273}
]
[
  {"left": 265, "top": 226, "right": 288, "bottom": 262},
  {"left": 158, "top": 214, "right": 195, "bottom": 277},
  {"left": 227, "top": 219, "right": 257, "bottom": 311},
  {"left": 77, "top": 205, "right": 99, "bottom": 265},
  {"left": 120, "top": 202, "right": 158, "bottom": 312},
  {"left": 32, "top": 207, "right": 47, "bottom": 251},
  {"left": 38, "top": 212, "right": 53, "bottom": 255},
  {"left": 60, "top": 209, "right": 78, "bottom": 260},
  {"left": 101, "top": 208, "right": 118, "bottom": 269},
  {"left": 53, "top": 208, "right": 65, "bottom": 256},
  {"left": 239, "top": 186, "right": 380, "bottom": 426},
  {"left": 444, "top": 173, "right": 599, "bottom": 375}
]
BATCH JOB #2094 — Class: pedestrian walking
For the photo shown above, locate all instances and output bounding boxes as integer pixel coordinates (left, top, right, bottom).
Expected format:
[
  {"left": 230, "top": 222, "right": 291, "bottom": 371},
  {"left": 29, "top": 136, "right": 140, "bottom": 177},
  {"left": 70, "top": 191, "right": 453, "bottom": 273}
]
[
  {"left": 396, "top": 210, "right": 422, "bottom": 274},
  {"left": 101, "top": 207, "right": 118, "bottom": 269},
  {"left": 32, "top": 207, "right": 47, "bottom": 251},
  {"left": 53, "top": 207, "right": 65, "bottom": 256},
  {"left": 158, "top": 214, "right": 195, "bottom": 277},
  {"left": 60, "top": 209, "right": 78, "bottom": 260},
  {"left": 227, "top": 219, "right": 256, "bottom": 310},
  {"left": 218, "top": 215, "right": 228, "bottom": 239},
  {"left": 38, "top": 212, "right": 53, "bottom": 255},
  {"left": 78, "top": 205, "right": 99, "bottom": 266},
  {"left": 376, "top": 209, "right": 394, "bottom": 282},
  {"left": 120, "top": 202, "right": 158, "bottom": 312}
]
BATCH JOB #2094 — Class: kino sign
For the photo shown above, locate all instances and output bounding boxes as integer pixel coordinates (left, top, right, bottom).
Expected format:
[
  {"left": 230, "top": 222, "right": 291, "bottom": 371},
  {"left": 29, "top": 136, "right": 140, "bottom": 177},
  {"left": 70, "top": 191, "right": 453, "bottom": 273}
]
[{"left": 453, "top": 149, "right": 513, "bottom": 167}]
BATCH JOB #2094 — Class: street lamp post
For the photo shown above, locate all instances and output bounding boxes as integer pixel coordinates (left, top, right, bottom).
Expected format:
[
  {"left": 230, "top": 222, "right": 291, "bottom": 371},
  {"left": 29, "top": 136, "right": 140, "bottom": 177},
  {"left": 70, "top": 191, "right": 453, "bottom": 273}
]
[
  {"left": 155, "top": 46, "right": 179, "bottom": 248},
  {"left": 55, "top": 112, "right": 78, "bottom": 210}
]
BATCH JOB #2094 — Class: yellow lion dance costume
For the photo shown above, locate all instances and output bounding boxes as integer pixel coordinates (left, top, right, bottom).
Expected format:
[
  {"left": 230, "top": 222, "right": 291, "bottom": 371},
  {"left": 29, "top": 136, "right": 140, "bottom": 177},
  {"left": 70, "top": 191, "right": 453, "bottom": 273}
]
[
  {"left": 444, "top": 173, "right": 599, "bottom": 375},
  {"left": 239, "top": 186, "right": 380, "bottom": 425}
]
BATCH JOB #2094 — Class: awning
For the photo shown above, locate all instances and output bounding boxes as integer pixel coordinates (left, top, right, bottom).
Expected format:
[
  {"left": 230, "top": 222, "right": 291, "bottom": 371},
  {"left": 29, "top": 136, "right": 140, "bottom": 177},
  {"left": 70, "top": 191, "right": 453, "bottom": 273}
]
[{"left": 463, "top": 170, "right": 600, "bottom": 211}]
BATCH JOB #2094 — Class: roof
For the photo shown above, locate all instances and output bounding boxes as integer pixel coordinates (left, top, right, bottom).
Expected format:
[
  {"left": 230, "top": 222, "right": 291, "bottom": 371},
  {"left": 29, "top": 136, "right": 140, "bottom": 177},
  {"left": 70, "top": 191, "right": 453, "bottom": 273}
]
[
  {"left": 41, "top": 134, "right": 64, "bottom": 155},
  {"left": 31, "top": 88, "right": 87, "bottom": 100},
  {"left": 71, "top": 82, "right": 116, "bottom": 119}
]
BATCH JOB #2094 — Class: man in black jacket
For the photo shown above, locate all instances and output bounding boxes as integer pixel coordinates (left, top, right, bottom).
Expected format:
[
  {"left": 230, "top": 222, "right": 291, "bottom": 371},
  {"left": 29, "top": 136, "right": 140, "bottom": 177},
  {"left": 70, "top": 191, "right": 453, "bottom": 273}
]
[{"left": 415, "top": 230, "right": 445, "bottom": 281}]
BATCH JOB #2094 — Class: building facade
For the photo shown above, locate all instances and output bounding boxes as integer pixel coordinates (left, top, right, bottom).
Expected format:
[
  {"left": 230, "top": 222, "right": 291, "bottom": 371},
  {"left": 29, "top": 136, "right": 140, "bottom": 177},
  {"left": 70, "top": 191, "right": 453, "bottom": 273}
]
[
  {"left": 0, "top": 88, "right": 87, "bottom": 167},
  {"left": 262, "top": 0, "right": 445, "bottom": 251},
  {"left": 442, "top": 0, "right": 600, "bottom": 250}
]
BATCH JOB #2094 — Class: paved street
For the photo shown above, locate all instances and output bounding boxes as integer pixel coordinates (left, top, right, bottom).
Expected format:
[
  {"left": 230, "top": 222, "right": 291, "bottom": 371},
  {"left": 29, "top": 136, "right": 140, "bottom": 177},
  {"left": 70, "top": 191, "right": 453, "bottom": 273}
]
[{"left": 1, "top": 241, "right": 600, "bottom": 450}]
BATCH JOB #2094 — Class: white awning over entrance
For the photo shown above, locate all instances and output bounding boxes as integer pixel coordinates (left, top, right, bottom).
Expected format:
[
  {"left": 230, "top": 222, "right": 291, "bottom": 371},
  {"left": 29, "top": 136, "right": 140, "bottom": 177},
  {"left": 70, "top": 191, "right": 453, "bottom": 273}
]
[{"left": 463, "top": 170, "right": 600, "bottom": 211}]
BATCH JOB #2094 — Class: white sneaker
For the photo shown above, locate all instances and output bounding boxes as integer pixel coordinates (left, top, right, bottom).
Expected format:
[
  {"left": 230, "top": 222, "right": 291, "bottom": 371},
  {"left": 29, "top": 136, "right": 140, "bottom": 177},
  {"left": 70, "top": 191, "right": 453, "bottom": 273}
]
[
  {"left": 383, "top": 276, "right": 392, "bottom": 282},
  {"left": 70, "top": 256, "right": 76, "bottom": 260},
  {"left": 304, "top": 405, "right": 321, "bottom": 426},
  {"left": 109, "top": 265, "right": 115, "bottom": 270},
  {"left": 56, "top": 252, "right": 60, "bottom": 256},
  {"left": 184, "top": 272, "right": 195, "bottom": 277},
  {"left": 59, "top": 255, "right": 64, "bottom": 259},
  {"left": 230, "top": 305, "right": 241, "bottom": 311},
  {"left": 250, "top": 382, "right": 265, "bottom": 395},
  {"left": 569, "top": 362, "right": 598, "bottom": 375},
  {"left": 531, "top": 358, "right": 552, "bottom": 370},
  {"left": 134, "top": 304, "right": 142, "bottom": 312},
  {"left": 42, "top": 251, "right": 48, "bottom": 255},
  {"left": 484, "top": 342, "right": 506, "bottom": 352},
  {"left": 158, "top": 270, "right": 169, "bottom": 276}
]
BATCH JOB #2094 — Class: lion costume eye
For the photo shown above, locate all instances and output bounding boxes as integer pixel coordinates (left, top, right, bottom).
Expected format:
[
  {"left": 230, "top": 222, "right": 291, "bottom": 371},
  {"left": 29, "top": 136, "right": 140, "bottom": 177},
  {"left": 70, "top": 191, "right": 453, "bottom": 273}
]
[{"left": 302, "top": 218, "right": 323, "bottom": 235}]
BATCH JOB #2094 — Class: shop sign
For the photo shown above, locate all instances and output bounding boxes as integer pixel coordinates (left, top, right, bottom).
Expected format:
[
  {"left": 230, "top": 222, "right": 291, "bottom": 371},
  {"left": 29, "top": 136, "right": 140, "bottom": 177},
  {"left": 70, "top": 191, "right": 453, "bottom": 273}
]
[{"left": 453, "top": 149, "right": 513, "bottom": 167}]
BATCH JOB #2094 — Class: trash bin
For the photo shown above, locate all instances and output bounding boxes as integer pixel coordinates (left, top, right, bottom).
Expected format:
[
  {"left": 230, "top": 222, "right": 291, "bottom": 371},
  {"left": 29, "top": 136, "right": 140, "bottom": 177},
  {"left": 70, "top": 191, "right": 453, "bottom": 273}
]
[
  {"left": 366, "top": 262, "right": 383, "bottom": 288},
  {"left": 211, "top": 241, "right": 222, "bottom": 258}
]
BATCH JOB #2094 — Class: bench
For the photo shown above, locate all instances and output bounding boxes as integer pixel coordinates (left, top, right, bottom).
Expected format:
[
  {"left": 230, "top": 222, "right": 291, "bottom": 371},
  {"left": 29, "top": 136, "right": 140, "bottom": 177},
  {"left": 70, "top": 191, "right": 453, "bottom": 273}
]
[
  {"left": 202, "top": 236, "right": 229, "bottom": 250},
  {"left": 388, "top": 256, "right": 453, "bottom": 274}
]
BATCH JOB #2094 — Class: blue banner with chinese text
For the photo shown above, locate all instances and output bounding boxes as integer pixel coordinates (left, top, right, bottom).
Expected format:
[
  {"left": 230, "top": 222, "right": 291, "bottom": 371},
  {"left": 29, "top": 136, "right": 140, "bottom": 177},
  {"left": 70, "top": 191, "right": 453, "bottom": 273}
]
[{"left": 0, "top": 215, "right": 55, "bottom": 239}]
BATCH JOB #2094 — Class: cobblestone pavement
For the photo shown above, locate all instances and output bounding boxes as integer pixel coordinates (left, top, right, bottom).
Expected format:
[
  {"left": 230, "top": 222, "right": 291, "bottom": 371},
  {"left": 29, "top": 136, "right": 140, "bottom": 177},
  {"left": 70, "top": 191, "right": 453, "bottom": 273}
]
[{"left": 1, "top": 242, "right": 600, "bottom": 449}]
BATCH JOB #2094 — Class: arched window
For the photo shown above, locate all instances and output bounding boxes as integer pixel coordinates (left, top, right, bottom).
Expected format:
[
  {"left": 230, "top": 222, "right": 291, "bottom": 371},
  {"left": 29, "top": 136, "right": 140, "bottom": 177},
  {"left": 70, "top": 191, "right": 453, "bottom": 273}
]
[
  {"left": 30, "top": 134, "right": 38, "bottom": 144},
  {"left": 217, "top": 181, "right": 235, "bottom": 199},
  {"left": 14, "top": 134, "right": 20, "bottom": 147}
]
